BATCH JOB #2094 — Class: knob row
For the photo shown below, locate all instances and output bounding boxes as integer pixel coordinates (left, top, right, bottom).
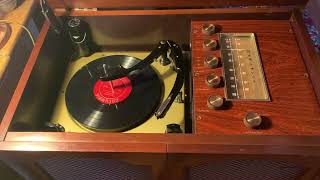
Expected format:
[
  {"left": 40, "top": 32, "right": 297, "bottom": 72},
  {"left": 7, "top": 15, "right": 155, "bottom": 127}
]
[
  {"left": 201, "top": 23, "right": 264, "bottom": 130},
  {"left": 207, "top": 96, "right": 264, "bottom": 129}
]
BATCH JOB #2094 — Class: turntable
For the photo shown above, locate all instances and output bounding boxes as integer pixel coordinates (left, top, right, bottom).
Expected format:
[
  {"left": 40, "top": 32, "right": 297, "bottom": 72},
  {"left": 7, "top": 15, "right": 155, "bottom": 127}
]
[
  {"left": 43, "top": 18, "right": 186, "bottom": 133},
  {"left": 51, "top": 51, "right": 185, "bottom": 133}
]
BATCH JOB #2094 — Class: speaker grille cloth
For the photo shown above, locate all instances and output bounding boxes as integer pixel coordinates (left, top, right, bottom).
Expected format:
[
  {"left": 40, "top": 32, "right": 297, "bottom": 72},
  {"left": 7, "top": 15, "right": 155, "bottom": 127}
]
[
  {"left": 37, "top": 155, "right": 151, "bottom": 180},
  {"left": 188, "top": 160, "right": 304, "bottom": 180}
]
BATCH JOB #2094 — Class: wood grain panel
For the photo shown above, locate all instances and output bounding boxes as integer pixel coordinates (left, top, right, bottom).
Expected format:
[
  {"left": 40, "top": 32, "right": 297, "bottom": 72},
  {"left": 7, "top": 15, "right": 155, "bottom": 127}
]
[
  {"left": 46, "top": 0, "right": 307, "bottom": 9},
  {"left": 5, "top": 132, "right": 320, "bottom": 155},
  {"left": 192, "top": 20, "right": 320, "bottom": 135},
  {"left": 1, "top": 9, "right": 320, "bottom": 158},
  {"left": 53, "top": 7, "right": 292, "bottom": 17},
  {"left": 0, "top": 141, "right": 166, "bottom": 152},
  {"left": 7, "top": 132, "right": 320, "bottom": 144}
]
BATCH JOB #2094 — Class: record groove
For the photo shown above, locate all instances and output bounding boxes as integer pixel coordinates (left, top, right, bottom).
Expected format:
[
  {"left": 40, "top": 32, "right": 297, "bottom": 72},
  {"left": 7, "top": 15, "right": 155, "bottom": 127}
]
[{"left": 65, "top": 55, "right": 162, "bottom": 132}]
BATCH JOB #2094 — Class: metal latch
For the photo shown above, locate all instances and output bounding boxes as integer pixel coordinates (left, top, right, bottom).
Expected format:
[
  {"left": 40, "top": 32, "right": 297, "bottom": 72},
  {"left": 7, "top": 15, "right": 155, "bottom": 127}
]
[{"left": 74, "top": 8, "right": 98, "bottom": 11}]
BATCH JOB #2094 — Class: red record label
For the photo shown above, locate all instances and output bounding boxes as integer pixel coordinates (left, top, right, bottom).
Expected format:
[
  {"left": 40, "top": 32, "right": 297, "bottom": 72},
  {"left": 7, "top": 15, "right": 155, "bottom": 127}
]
[{"left": 93, "top": 77, "right": 132, "bottom": 104}]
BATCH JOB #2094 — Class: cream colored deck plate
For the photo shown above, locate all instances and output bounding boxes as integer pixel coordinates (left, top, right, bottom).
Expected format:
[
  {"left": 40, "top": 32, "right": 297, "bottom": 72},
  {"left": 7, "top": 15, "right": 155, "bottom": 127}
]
[{"left": 51, "top": 52, "right": 184, "bottom": 133}]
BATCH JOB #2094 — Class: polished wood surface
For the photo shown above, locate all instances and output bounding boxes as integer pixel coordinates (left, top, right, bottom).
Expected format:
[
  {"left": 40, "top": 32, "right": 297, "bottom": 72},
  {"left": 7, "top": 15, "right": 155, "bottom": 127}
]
[
  {"left": 0, "top": 141, "right": 166, "bottom": 152},
  {"left": 4, "top": 132, "right": 320, "bottom": 156},
  {"left": 0, "top": 7, "right": 319, "bottom": 180},
  {"left": 54, "top": 7, "right": 293, "bottom": 17},
  {"left": 0, "top": 8, "right": 319, "bottom": 157},
  {"left": 192, "top": 19, "right": 320, "bottom": 135},
  {"left": 46, "top": 0, "right": 307, "bottom": 9}
]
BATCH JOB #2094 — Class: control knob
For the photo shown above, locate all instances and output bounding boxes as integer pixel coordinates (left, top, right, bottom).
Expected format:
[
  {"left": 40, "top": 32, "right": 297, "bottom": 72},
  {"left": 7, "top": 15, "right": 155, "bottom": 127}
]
[
  {"left": 207, "top": 95, "right": 224, "bottom": 110},
  {"left": 202, "top": 24, "right": 216, "bottom": 35},
  {"left": 206, "top": 74, "right": 221, "bottom": 88},
  {"left": 203, "top": 39, "right": 218, "bottom": 51},
  {"left": 243, "top": 112, "right": 263, "bottom": 129},
  {"left": 204, "top": 56, "right": 219, "bottom": 68}
]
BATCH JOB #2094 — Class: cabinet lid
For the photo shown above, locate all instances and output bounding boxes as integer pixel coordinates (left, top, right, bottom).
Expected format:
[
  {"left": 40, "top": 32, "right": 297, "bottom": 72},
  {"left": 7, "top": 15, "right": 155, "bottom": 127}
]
[{"left": 46, "top": 0, "right": 308, "bottom": 10}]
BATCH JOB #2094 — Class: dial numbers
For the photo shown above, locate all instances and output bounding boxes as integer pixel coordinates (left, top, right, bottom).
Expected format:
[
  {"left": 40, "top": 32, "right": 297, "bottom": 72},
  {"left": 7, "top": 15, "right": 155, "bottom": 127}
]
[{"left": 219, "top": 33, "right": 270, "bottom": 101}]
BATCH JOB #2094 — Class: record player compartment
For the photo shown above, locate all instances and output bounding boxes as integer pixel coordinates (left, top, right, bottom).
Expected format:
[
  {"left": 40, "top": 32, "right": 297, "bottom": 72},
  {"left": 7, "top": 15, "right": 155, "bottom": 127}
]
[
  {"left": 6, "top": 16, "right": 192, "bottom": 133},
  {"left": 8, "top": 27, "right": 72, "bottom": 132}
]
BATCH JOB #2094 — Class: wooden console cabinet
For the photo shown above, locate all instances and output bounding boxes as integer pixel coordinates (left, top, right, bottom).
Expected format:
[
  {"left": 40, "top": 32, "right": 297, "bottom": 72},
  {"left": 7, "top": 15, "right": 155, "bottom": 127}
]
[{"left": 0, "top": 0, "right": 320, "bottom": 179}]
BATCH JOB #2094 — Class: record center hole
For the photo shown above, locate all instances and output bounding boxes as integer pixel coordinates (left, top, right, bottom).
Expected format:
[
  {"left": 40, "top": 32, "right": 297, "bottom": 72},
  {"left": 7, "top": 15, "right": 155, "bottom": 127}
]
[{"left": 93, "top": 77, "right": 132, "bottom": 105}]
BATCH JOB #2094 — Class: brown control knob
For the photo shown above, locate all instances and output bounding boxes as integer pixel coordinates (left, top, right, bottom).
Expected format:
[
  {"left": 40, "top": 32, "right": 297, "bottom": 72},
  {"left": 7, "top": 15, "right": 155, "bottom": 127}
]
[
  {"left": 203, "top": 39, "right": 218, "bottom": 51},
  {"left": 206, "top": 74, "right": 221, "bottom": 88},
  {"left": 204, "top": 56, "right": 219, "bottom": 68},
  {"left": 243, "top": 112, "right": 262, "bottom": 129},
  {"left": 207, "top": 95, "right": 224, "bottom": 109},
  {"left": 202, "top": 24, "right": 216, "bottom": 35}
]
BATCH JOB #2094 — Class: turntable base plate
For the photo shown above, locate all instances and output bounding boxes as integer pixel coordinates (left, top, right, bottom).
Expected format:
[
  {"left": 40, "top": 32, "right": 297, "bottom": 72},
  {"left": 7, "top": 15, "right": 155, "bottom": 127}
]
[{"left": 50, "top": 52, "right": 185, "bottom": 133}]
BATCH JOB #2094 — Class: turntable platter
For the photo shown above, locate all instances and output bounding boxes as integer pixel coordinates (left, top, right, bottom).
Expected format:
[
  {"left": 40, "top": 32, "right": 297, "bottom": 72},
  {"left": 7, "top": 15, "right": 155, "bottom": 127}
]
[{"left": 65, "top": 55, "right": 162, "bottom": 132}]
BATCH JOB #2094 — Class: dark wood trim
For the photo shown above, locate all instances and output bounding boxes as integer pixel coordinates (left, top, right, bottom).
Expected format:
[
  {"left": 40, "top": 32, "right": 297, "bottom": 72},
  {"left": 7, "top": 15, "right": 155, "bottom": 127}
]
[
  {"left": 0, "top": 22, "right": 50, "bottom": 141},
  {"left": 46, "top": 0, "right": 307, "bottom": 9},
  {"left": 4, "top": 132, "right": 320, "bottom": 156},
  {"left": 5, "top": 132, "right": 169, "bottom": 143},
  {"left": 4, "top": 132, "right": 320, "bottom": 145},
  {"left": 167, "top": 154, "right": 320, "bottom": 167},
  {"left": 0, "top": 141, "right": 166, "bottom": 152},
  {"left": 54, "top": 7, "right": 293, "bottom": 17},
  {"left": 300, "top": 168, "right": 320, "bottom": 180},
  {"left": 167, "top": 144, "right": 320, "bottom": 156},
  {"left": 290, "top": 9, "right": 320, "bottom": 105}
]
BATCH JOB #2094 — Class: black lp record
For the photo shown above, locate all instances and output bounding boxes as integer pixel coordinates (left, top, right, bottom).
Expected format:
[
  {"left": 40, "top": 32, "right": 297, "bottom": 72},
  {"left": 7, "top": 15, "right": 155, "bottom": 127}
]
[{"left": 65, "top": 55, "right": 162, "bottom": 132}]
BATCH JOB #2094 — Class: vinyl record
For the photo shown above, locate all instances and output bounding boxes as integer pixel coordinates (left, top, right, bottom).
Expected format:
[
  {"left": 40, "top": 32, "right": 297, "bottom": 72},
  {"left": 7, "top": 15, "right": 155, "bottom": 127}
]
[{"left": 65, "top": 55, "right": 162, "bottom": 132}]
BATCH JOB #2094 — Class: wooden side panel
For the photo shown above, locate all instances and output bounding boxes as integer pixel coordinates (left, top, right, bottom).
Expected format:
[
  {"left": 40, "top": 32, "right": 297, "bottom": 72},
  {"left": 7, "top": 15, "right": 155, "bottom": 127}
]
[
  {"left": 192, "top": 20, "right": 320, "bottom": 135},
  {"left": 54, "top": 7, "right": 293, "bottom": 17},
  {"left": 46, "top": 0, "right": 308, "bottom": 9},
  {"left": 290, "top": 10, "right": 320, "bottom": 105},
  {"left": 4, "top": 132, "right": 320, "bottom": 156}
]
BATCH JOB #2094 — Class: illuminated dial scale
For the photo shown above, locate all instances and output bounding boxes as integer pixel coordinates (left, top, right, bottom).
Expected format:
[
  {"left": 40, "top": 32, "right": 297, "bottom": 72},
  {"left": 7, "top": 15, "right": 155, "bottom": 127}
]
[{"left": 219, "top": 33, "right": 270, "bottom": 101}]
